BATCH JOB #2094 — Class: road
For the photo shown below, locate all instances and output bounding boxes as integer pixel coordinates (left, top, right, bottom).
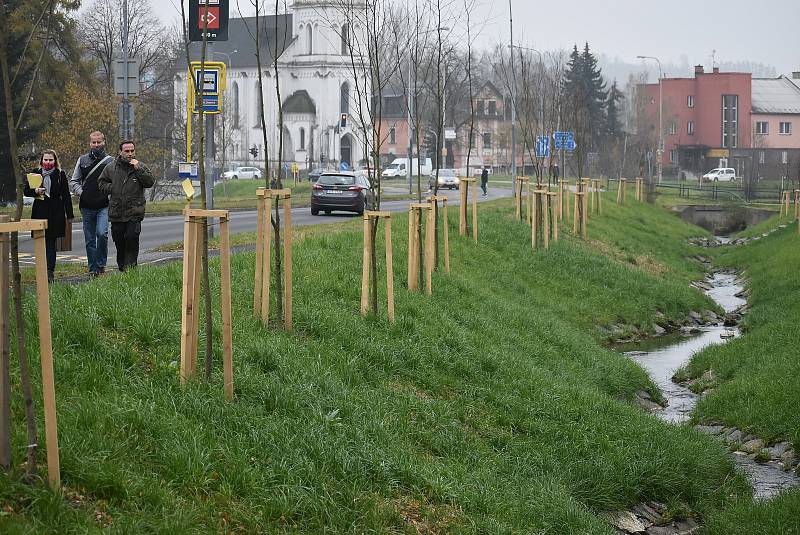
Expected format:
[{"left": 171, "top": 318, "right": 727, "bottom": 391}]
[{"left": 18, "top": 185, "right": 511, "bottom": 266}]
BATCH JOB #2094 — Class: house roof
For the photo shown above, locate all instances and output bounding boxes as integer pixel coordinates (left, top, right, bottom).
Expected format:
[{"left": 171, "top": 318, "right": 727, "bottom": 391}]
[
  {"left": 751, "top": 76, "right": 800, "bottom": 114},
  {"left": 186, "top": 15, "right": 295, "bottom": 67}
]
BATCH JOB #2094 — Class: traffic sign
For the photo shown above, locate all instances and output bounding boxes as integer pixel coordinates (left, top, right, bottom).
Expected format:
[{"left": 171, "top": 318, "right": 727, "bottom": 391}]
[
  {"left": 189, "top": 61, "right": 226, "bottom": 115},
  {"left": 340, "top": 162, "right": 350, "bottom": 171},
  {"left": 113, "top": 58, "right": 140, "bottom": 97},
  {"left": 179, "top": 162, "right": 199, "bottom": 179},
  {"left": 535, "top": 135, "right": 550, "bottom": 158},
  {"left": 566, "top": 139, "right": 577, "bottom": 152},
  {"left": 553, "top": 131, "right": 575, "bottom": 150},
  {"left": 189, "top": 0, "right": 229, "bottom": 42}
]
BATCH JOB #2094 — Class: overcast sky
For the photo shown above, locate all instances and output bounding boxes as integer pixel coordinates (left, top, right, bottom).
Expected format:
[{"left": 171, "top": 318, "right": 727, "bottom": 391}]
[{"left": 149, "top": 0, "right": 799, "bottom": 76}]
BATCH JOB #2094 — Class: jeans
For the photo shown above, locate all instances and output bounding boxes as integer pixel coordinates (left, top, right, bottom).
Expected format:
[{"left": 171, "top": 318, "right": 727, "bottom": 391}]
[
  {"left": 111, "top": 220, "right": 141, "bottom": 272},
  {"left": 81, "top": 207, "right": 109, "bottom": 274},
  {"left": 481, "top": 181, "right": 488, "bottom": 195}
]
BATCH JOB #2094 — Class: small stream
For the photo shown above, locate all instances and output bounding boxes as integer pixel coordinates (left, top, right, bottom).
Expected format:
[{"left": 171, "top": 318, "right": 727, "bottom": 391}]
[{"left": 623, "top": 272, "right": 800, "bottom": 500}]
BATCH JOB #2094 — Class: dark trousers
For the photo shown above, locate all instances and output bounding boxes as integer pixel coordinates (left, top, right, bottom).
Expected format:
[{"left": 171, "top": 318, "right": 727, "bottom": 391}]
[
  {"left": 481, "top": 180, "right": 488, "bottom": 195},
  {"left": 45, "top": 237, "right": 56, "bottom": 277},
  {"left": 111, "top": 220, "right": 141, "bottom": 272}
]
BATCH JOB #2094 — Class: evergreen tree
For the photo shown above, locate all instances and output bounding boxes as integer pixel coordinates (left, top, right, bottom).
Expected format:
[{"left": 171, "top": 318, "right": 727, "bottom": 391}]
[
  {"left": 562, "top": 43, "right": 607, "bottom": 152},
  {"left": 605, "top": 80, "right": 623, "bottom": 137}
]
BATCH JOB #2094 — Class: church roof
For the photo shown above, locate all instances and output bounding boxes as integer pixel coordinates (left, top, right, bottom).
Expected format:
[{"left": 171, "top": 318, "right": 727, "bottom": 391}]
[
  {"left": 283, "top": 90, "right": 316, "bottom": 114},
  {"left": 186, "top": 15, "right": 295, "bottom": 67}
]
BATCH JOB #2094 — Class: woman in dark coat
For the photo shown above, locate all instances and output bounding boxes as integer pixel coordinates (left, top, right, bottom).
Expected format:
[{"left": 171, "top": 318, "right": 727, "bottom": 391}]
[{"left": 24, "top": 149, "right": 74, "bottom": 281}]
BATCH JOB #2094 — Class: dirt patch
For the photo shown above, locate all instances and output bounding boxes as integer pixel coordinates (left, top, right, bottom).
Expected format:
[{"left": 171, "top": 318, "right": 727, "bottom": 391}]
[
  {"left": 391, "top": 497, "right": 463, "bottom": 534},
  {"left": 586, "top": 240, "right": 668, "bottom": 274}
]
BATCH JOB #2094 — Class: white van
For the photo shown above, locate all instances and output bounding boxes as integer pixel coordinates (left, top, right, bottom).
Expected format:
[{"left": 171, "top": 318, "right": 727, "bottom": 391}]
[
  {"left": 382, "top": 158, "right": 432, "bottom": 178},
  {"left": 702, "top": 168, "right": 737, "bottom": 182}
]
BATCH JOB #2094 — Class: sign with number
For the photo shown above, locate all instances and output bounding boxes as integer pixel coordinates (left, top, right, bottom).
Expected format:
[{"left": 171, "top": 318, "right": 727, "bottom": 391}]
[
  {"left": 188, "top": 61, "right": 226, "bottom": 114},
  {"left": 189, "top": 0, "right": 229, "bottom": 42},
  {"left": 553, "top": 131, "right": 575, "bottom": 150}
]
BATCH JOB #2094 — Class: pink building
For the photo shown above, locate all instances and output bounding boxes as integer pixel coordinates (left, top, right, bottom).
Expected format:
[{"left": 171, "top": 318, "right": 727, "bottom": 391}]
[{"left": 642, "top": 66, "right": 752, "bottom": 175}]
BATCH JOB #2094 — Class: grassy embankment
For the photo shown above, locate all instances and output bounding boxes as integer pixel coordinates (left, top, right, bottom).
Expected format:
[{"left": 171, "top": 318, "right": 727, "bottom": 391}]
[
  {"left": 0, "top": 195, "right": 763, "bottom": 533},
  {"left": 681, "top": 213, "right": 800, "bottom": 534}
]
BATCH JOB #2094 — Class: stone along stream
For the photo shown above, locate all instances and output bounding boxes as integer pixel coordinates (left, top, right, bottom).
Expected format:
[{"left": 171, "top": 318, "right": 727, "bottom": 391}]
[{"left": 623, "top": 272, "right": 800, "bottom": 501}]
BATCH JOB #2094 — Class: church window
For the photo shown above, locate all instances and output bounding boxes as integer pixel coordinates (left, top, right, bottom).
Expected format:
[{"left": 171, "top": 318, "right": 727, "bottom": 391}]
[
  {"left": 341, "top": 24, "right": 350, "bottom": 55},
  {"left": 300, "top": 128, "right": 306, "bottom": 150},
  {"left": 340, "top": 82, "right": 350, "bottom": 115},
  {"left": 306, "top": 24, "right": 313, "bottom": 54},
  {"left": 232, "top": 82, "right": 240, "bottom": 128}
]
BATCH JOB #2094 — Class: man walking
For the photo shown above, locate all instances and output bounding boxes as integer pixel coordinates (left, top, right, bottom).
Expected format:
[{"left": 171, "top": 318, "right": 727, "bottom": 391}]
[
  {"left": 480, "top": 166, "right": 489, "bottom": 196},
  {"left": 70, "top": 131, "right": 113, "bottom": 277},
  {"left": 98, "top": 140, "right": 155, "bottom": 272}
]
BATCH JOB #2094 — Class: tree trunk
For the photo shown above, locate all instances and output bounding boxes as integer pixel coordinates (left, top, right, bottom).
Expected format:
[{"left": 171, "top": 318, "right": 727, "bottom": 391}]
[{"left": 0, "top": 3, "right": 38, "bottom": 478}]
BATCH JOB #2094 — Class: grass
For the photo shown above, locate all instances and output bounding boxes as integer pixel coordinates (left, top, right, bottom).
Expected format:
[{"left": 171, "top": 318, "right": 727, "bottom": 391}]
[
  {"left": 0, "top": 193, "right": 766, "bottom": 533},
  {"left": 682, "top": 219, "right": 800, "bottom": 534}
]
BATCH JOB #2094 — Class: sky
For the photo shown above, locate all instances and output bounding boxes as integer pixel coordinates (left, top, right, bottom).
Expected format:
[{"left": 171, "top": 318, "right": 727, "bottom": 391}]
[{"left": 148, "top": 0, "right": 800, "bottom": 77}]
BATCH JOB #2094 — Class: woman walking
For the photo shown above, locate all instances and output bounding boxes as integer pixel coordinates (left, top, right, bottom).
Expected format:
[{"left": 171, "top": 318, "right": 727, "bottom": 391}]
[{"left": 24, "top": 149, "right": 74, "bottom": 281}]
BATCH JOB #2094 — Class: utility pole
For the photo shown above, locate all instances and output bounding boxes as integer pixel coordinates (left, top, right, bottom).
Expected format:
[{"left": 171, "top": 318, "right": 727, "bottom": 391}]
[
  {"left": 122, "top": 0, "right": 130, "bottom": 139},
  {"left": 508, "top": 0, "right": 517, "bottom": 192}
]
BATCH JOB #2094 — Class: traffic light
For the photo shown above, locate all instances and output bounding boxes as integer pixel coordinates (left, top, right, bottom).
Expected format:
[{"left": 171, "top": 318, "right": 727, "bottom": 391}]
[
  {"left": 340, "top": 113, "right": 347, "bottom": 128},
  {"left": 249, "top": 146, "right": 259, "bottom": 158}
]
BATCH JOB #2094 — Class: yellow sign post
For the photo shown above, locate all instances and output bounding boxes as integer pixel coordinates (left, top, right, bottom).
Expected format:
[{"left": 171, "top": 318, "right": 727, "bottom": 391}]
[{"left": 186, "top": 61, "right": 227, "bottom": 161}]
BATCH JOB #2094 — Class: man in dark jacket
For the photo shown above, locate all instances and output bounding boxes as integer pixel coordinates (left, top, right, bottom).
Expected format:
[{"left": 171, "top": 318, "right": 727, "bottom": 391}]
[
  {"left": 98, "top": 140, "right": 155, "bottom": 272},
  {"left": 70, "top": 131, "right": 113, "bottom": 277}
]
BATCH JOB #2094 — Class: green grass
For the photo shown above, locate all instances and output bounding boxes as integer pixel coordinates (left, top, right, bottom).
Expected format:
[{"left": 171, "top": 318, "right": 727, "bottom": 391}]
[
  {"left": 0, "top": 193, "right": 761, "bottom": 533},
  {"left": 682, "top": 222, "right": 800, "bottom": 533}
]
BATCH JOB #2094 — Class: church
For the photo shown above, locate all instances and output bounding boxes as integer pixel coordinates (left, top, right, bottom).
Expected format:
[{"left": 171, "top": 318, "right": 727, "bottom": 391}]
[{"left": 174, "top": 0, "right": 370, "bottom": 172}]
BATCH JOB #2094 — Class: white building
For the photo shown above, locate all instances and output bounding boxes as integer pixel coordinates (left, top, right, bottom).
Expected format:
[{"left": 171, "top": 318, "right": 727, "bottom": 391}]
[{"left": 174, "top": 0, "right": 370, "bottom": 171}]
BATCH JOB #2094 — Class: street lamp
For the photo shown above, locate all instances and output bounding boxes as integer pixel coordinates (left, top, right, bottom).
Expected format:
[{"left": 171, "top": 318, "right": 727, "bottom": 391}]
[
  {"left": 509, "top": 44, "right": 546, "bottom": 181},
  {"left": 637, "top": 55, "right": 663, "bottom": 185}
]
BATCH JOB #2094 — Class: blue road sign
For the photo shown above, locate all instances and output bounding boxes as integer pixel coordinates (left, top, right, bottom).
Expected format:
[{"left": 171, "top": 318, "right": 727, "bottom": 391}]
[
  {"left": 553, "top": 131, "right": 575, "bottom": 150},
  {"left": 340, "top": 162, "right": 350, "bottom": 171},
  {"left": 566, "top": 139, "right": 577, "bottom": 152},
  {"left": 535, "top": 135, "right": 550, "bottom": 158},
  {"left": 178, "top": 162, "right": 198, "bottom": 179}
]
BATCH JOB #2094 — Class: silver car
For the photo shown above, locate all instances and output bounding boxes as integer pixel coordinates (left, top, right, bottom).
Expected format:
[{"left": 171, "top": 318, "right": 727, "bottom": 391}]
[
  {"left": 222, "top": 166, "right": 263, "bottom": 180},
  {"left": 435, "top": 169, "right": 459, "bottom": 190}
]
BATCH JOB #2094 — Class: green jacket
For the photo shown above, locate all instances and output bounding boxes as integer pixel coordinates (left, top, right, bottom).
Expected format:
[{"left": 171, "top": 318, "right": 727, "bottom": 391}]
[{"left": 98, "top": 157, "right": 155, "bottom": 222}]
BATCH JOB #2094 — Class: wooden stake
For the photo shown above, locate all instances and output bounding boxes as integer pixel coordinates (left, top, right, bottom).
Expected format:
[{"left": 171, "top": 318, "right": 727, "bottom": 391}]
[
  {"left": 547, "top": 192, "right": 559, "bottom": 242},
  {"left": 219, "top": 217, "right": 234, "bottom": 401},
  {"left": 543, "top": 193, "right": 550, "bottom": 249},
  {"left": 190, "top": 218, "right": 202, "bottom": 375},
  {"left": 532, "top": 189, "right": 538, "bottom": 248},
  {"left": 283, "top": 196, "right": 293, "bottom": 332},
  {"left": 33, "top": 229, "right": 59, "bottom": 489},
  {"left": 180, "top": 212, "right": 198, "bottom": 383},
  {"left": 262, "top": 201, "right": 272, "bottom": 323},
  {"left": 472, "top": 181, "right": 478, "bottom": 242},
  {"left": 385, "top": 218, "right": 395, "bottom": 322},
  {"left": 361, "top": 215, "right": 371, "bottom": 316},
  {"left": 407, "top": 208, "right": 417, "bottom": 290},
  {"left": 0, "top": 216, "right": 9, "bottom": 470},
  {"left": 253, "top": 194, "right": 265, "bottom": 316},
  {"left": 425, "top": 205, "right": 434, "bottom": 295},
  {"left": 582, "top": 191, "right": 588, "bottom": 240},
  {"left": 442, "top": 200, "right": 450, "bottom": 274}
]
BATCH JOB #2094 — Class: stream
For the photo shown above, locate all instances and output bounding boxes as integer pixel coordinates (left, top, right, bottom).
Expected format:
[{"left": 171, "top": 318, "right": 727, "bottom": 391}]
[{"left": 623, "top": 272, "right": 800, "bottom": 501}]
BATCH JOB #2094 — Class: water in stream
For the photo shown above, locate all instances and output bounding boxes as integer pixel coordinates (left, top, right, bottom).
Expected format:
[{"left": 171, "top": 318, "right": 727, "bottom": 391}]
[{"left": 624, "top": 272, "right": 800, "bottom": 500}]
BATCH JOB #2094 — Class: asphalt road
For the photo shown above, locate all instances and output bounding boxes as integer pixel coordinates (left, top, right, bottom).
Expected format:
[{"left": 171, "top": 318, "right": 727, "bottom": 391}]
[{"left": 18, "top": 185, "right": 511, "bottom": 264}]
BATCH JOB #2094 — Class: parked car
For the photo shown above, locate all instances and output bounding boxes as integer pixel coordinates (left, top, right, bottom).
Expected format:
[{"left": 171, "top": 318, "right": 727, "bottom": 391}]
[
  {"left": 434, "top": 169, "right": 459, "bottom": 190},
  {"left": 308, "top": 167, "right": 325, "bottom": 182},
  {"left": 311, "top": 172, "right": 373, "bottom": 215},
  {"left": 702, "top": 168, "right": 737, "bottom": 182},
  {"left": 221, "top": 166, "right": 262, "bottom": 180}
]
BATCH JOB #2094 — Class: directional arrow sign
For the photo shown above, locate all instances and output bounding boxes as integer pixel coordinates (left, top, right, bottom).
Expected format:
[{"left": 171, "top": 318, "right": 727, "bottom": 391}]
[
  {"left": 189, "top": 0, "right": 229, "bottom": 41},
  {"left": 199, "top": 7, "right": 219, "bottom": 29},
  {"left": 535, "top": 135, "right": 550, "bottom": 158}
]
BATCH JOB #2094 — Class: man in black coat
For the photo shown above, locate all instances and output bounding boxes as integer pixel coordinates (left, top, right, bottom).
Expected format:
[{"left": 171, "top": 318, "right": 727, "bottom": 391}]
[
  {"left": 70, "top": 131, "right": 112, "bottom": 277},
  {"left": 98, "top": 140, "right": 155, "bottom": 272}
]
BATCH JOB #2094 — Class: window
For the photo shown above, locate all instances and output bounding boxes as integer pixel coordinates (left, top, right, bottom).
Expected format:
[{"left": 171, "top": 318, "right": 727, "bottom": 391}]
[
  {"left": 780, "top": 122, "right": 792, "bottom": 135},
  {"left": 782, "top": 150, "right": 789, "bottom": 164},
  {"left": 477, "top": 100, "right": 484, "bottom": 116},
  {"left": 482, "top": 132, "right": 492, "bottom": 149},
  {"left": 687, "top": 121, "right": 694, "bottom": 135},
  {"left": 669, "top": 121, "right": 677, "bottom": 135},
  {"left": 341, "top": 24, "right": 349, "bottom": 55},
  {"left": 389, "top": 127, "right": 396, "bottom": 144},
  {"left": 488, "top": 100, "right": 496, "bottom": 116},
  {"left": 756, "top": 121, "right": 769, "bottom": 135},
  {"left": 759, "top": 151, "right": 765, "bottom": 164},
  {"left": 340, "top": 83, "right": 349, "bottom": 114},
  {"left": 469, "top": 132, "right": 476, "bottom": 149},
  {"left": 299, "top": 127, "right": 305, "bottom": 150},
  {"left": 306, "top": 25, "right": 313, "bottom": 54},
  {"left": 687, "top": 95, "right": 695, "bottom": 108},
  {"left": 669, "top": 149, "right": 678, "bottom": 163},
  {"left": 721, "top": 94, "right": 739, "bottom": 148},
  {"left": 232, "top": 81, "right": 240, "bottom": 128}
]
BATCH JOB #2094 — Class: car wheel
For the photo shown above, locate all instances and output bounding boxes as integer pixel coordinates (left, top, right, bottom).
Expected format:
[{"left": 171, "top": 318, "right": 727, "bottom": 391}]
[
  {"left": 325, "top": 210, "right": 331, "bottom": 215},
  {"left": 311, "top": 208, "right": 319, "bottom": 216},
  {"left": 232, "top": 175, "right": 238, "bottom": 180}
]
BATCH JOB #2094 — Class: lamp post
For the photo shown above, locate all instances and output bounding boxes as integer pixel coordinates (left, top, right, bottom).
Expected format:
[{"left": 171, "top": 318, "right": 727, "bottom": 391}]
[
  {"left": 637, "top": 55, "right": 663, "bottom": 185},
  {"left": 510, "top": 44, "right": 545, "bottom": 181}
]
